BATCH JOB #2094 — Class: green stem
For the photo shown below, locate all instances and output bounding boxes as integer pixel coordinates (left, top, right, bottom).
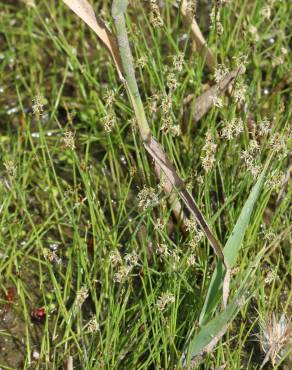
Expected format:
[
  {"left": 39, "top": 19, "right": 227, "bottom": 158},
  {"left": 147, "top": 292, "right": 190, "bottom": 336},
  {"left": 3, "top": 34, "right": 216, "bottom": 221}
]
[
  {"left": 112, "top": 0, "right": 150, "bottom": 141},
  {"left": 111, "top": 0, "right": 228, "bottom": 293}
]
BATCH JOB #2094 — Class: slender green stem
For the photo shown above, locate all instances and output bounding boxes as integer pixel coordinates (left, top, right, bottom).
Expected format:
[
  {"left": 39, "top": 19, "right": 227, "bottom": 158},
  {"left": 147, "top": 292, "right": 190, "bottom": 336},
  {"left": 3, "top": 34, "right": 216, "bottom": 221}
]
[
  {"left": 111, "top": 1, "right": 229, "bottom": 300},
  {"left": 112, "top": 0, "right": 150, "bottom": 141}
]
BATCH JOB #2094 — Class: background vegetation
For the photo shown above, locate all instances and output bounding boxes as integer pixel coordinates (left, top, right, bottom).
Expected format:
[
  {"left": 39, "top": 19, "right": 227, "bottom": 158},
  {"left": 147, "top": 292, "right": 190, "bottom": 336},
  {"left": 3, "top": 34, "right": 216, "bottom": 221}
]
[{"left": 0, "top": 0, "right": 291, "bottom": 369}]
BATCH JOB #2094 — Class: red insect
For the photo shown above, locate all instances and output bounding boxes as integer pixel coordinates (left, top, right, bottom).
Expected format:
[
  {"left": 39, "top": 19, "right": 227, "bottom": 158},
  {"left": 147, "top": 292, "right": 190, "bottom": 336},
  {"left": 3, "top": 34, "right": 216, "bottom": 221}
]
[
  {"left": 4, "top": 287, "right": 15, "bottom": 312},
  {"left": 31, "top": 307, "right": 46, "bottom": 322}
]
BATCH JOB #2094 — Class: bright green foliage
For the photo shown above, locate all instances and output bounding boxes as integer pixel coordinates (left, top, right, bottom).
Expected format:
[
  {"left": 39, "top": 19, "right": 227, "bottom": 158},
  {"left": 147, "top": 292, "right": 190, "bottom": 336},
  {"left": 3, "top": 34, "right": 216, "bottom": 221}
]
[{"left": 0, "top": 1, "right": 291, "bottom": 369}]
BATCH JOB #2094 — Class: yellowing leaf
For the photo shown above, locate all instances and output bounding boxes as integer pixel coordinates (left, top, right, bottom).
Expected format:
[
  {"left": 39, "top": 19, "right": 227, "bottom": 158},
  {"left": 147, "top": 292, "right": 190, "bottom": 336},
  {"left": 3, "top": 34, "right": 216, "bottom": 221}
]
[{"left": 62, "top": 0, "right": 123, "bottom": 78}]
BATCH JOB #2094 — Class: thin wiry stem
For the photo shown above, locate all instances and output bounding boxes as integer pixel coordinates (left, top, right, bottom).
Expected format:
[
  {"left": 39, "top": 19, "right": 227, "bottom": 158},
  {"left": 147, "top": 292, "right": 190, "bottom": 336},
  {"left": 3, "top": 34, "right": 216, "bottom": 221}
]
[{"left": 111, "top": 0, "right": 230, "bottom": 304}]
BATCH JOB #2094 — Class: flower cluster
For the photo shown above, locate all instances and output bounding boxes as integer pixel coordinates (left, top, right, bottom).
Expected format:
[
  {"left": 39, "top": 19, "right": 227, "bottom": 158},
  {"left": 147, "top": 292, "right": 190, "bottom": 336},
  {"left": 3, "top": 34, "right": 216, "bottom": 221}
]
[
  {"left": 22, "top": 0, "right": 36, "bottom": 7},
  {"left": 161, "top": 116, "right": 181, "bottom": 136},
  {"left": 32, "top": 94, "right": 45, "bottom": 116},
  {"left": 112, "top": 250, "right": 140, "bottom": 283},
  {"left": 136, "top": 56, "right": 147, "bottom": 69},
  {"left": 185, "top": 216, "right": 198, "bottom": 232},
  {"left": 258, "top": 117, "right": 271, "bottom": 136},
  {"left": 186, "top": 254, "right": 196, "bottom": 267},
  {"left": 86, "top": 317, "right": 100, "bottom": 333},
  {"left": 114, "top": 265, "right": 132, "bottom": 283},
  {"left": 265, "top": 171, "right": 285, "bottom": 191},
  {"left": 104, "top": 89, "right": 115, "bottom": 107},
  {"left": 248, "top": 25, "right": 259, "bottom": 42},
  {"left": 148, "top": 93, "right": 159, "bottom": 114},
  {"left": 212, "top": 94, "right": 224, "bottom": 108},
  {"left": 75, "top": 286, "right": 89, "bottom": 308},
  {"left": 172, "top": 53, "right": 184, "bottom": 72},
  {"left": 3, "top": 160, "right": 17, "bottom": 178},
  {"left": 156, "top": 292, "right": 175, "bottom": 311},
  {"left": 149, "top": 0, "right": 163, "bottom": 28},
  {"left": 259, "top": 313, "right": 292, "bottom": 366},
  {"left": 154, "top": 218, "right": 165, "bottom": 230},
  {"left": 270, "top": 133, "right": 286, "bottom": 154},
  {"left": 210, "top": 6, "right": 223, "bottom": 36},
  {"left": 166, "top": 72, "right": 178, "bottom": 91},
  {"left": 188, "top": 230, "right": 204, "bottom": 249},
  {"left": 109, "top": 250, "right": 122, "bottom": 267},
  {"left": 260, "top": 5, "right": 272, "bottom": 20},
  {"left": 241, "top": 139, "right": 262, "bottom": 179},
  {"left": 201, "top": 130, "right": 217, "bottom": 173},
  {"left": 214, "top": 64, "right": 229, "bottom": 83},
  {"left": 103, "top": 112, "right": 116, "bottom": 133},
  {"left": 232, "top": 79, "right": 247, "bottom": 105},
  {"left": 156, "top": 243, "right": 171, "bottom": 260},
  {"left": 221, "top": 117, "right": 244, "bottom": 140},
  {"left": 137, "top": 186, "right": 159, "bottom": 210},
  {"left": 170, "top": 250, "right": 180, "bottom": 271},
  {"left": 63, "top": 131, "right": 75, "bottom": 150}
]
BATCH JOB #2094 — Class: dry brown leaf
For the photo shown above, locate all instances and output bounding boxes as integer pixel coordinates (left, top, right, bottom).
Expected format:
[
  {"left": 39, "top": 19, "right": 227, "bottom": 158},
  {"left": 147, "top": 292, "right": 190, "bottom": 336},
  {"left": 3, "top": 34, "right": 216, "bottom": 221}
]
[
  {"left": 145, "top": 136, "right": 226, "bottom": 262},
  {"left": 190, "top": 68, "right": 243, "bottom": 124},
  {"left": 62, "top": 0, "right": 123, "bottom": 78},
  {"left": 65, "top": 356, "right": 73, "bottom": 370},
  {"left": 154, "top": 163, "right": 188, "bottom": 234},
  {"left": 180, "top": 0, "right": 215, "bottom": 71},
  {"left": 145, "top": 136, "right": 230, "bottom": 304}
]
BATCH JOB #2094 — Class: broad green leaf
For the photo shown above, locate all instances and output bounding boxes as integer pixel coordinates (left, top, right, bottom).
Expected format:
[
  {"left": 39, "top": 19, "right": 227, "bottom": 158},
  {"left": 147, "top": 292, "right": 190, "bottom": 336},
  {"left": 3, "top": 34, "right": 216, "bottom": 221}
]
[
  {"left": 185, "top": 293, "right": 240, "bottom": 366},
  {"left": 182, "top": 247, "right": 267, "bottom": 367},
  {"left": 199, "top": 158, "right": 271, "bottom": 326}
]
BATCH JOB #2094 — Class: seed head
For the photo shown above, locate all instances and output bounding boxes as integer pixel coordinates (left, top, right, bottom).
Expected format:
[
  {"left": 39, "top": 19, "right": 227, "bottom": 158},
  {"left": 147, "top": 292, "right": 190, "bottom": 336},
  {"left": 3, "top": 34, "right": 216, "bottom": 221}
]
[
  {"left": 75, "top": 286, "right": 89, "bottom": 308},
  {"left": 166, "top": 72, "right": 179, "bottom": 91},
  {"left": 161, "top": 116, "right": 181, "bottom": 137},
  {"left": 214, "top": 64, "right": 229, "bottom": 83},
  {"left": 161, "top": 94, "right": 172, "bottom": 114},
  {"left": 3, "top": 160, "right": 17, "bottom": 178},
  {"left": 260, "top": 5, "right": 272, "bottom": 20},
  {"left": 156, "top": 292, "right": 175, "bottom": 311},
  {"left": 104, "top": 89, "right": 115, "bottom": 107},
  {"left": 211, "top": 95, "right": 224, "bottom": 108},
  {"left": 221, "top": 117, "right": 244, "bottom": 140},
  {"left": 258, "top": 117, "right": 271, "bottom": 136},
  {"left": 86, "top": 317, "right": 100, "bottom": 333},
  {"left": 172, "top": 52, "right": 184, "bottom": 72},
  {"left": 149, "top": 0, "right": 163, "bottom": 28},
  {"left": 156, "top": 243, "right": 170, "bottom": 260},
  {"left": 63, "top": 131, "right": 75, "bottom": 150},
  {"left": 109, "top": 250, "right": 122, "bottom": 267},
  {"left": 187, "top": 254, "right": 196, "bottom": 267},
  {"left": 248, "top": 25, "right": 259, "bottom": 42},
  {"left": 201, "top": 130, "right": 217, "bottom": 173},
  {"left": 124, "top": 251, "right": 139, "bottom": 267},
  {"left": 232, "top": 80, "right": 247, "bottom": 105},
  {"left": 32, "top": 94, "right": 45, "bottom": 116},
  {"left": 114, "top": 265, "right": 132, "bottom": 283},
  {"left": 258, "top": 313, "right": 292, "bottom": 366},
  {"left": 103, "top": 112, "right": 116, "bottom": 133},
  {"left": 137, "top": 186, "right": 159, "bottom": 210}
]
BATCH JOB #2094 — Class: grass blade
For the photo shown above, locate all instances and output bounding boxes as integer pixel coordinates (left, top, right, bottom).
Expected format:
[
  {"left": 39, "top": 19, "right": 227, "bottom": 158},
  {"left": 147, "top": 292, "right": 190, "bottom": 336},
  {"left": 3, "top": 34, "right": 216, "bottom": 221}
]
[
  {"left": 199, "top": 157, "right": 271, "bottom": 326},
  {"left": 182, "top": 246, "right": 267, "bottom": 367}
]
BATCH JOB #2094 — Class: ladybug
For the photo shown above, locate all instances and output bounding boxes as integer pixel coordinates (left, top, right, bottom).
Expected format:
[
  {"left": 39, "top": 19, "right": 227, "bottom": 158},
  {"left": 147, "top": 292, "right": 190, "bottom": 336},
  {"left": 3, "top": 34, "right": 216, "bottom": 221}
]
[{"left": 31, "top": 307, "right": 46, "bottom": 323}]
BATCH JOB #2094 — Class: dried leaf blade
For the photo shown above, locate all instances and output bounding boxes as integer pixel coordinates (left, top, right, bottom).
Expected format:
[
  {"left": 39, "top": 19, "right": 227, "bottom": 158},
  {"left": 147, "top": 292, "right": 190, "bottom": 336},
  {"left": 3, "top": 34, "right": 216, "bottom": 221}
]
[{"left": 62, "top": 0, "right": 123, "bottom": 77}]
